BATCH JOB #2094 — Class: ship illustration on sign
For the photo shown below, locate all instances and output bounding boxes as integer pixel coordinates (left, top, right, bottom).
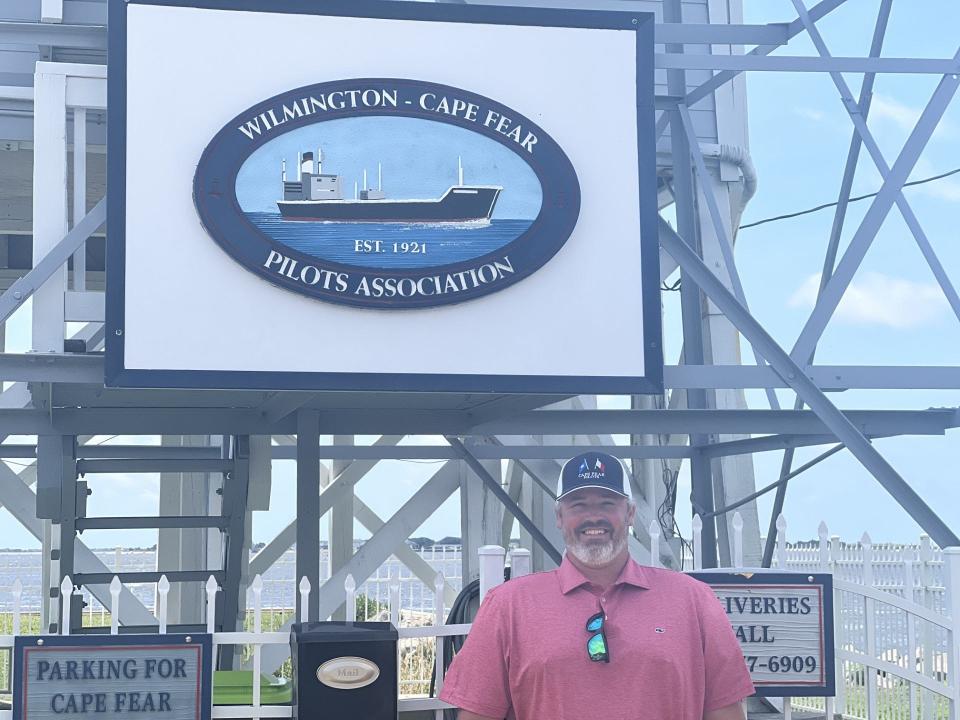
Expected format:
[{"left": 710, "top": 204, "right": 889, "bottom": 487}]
[
  {"left": 277, "top": 149, "right": 503, "bottom": 223},
  {"left": 197, "top": 78, "right": 581, "bottom": 308}
]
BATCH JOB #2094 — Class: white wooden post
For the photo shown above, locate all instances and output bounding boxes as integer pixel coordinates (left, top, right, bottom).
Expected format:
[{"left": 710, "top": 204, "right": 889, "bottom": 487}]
[
  {"left": 817, "top": 522, "right": 835, "bottom": 720},
  {"left": 509, "top": 548, "right": 531, "bottom": 579},
  {"left": 298, "top": 577, "right": 311, "bottom": 624},
  {"left": 59, "top": 576, "right": 73, "bottom": 635},
  {"left": 72, "top": 107, "right": 87, "bottom": 291},
  {"left": 732, "top": 512, "right": 743, "bottom": 569},
  {"left": 478, "top": 545, "right": 506, "bottom": 603},
  {"left": 648, "top": 520, "right": 661, "bottom": 569},
  {"left": 692, "top": 515, "right": 703, "bottom": 571},
  {"left": 862, "top": 533, "right": 877, "bottom": 720},
  {"left": 782, "top": 696, "right": 791, "bottom": 720},
  {"left": 157, "top": 575, "right": 170, "bottom": 634},
  {"left": 829, "top": 534, "right": 845, "bottom": 717},
  {"left": 12, "top": 578, "right": 23, "bottom": 636},
  {"left": 32, "top": 66, "right": 68, "bottom": 354},
  {"left": 433, "top": 571, "right": 446, "bottom": 720},
  {"left": 344, "top": 574, "right": 357, "bottom": 623},
  {"left": 920, "top": 534, "right": 936, "bottom": 720},
  {"left": 818, "top": 522, "right": 829, "bottom": 571},
  {"left": 252, "top": 574, "right": 263, "bottom": 719},
  {"left": 775, "top": 514, "right": 787, "bottom": 569},
  {"left": 109, "top": 576, "right": 121, "bottom": 635},
  {"left": 205, "top": 576, "right": 218, "bottom": 633},
  {"left": 903, "top": 548, "right": 918, "bottom": 720},
  {"left": 944, "top": 547, "right": 960, "bottom": 719},
  {"left": 389, "top": 572, "right": 400, "bottom": 627}
]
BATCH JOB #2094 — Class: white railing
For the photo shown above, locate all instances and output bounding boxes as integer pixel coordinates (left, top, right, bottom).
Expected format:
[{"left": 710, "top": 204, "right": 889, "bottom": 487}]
[
  {"left": 686, "top": 514, "right": 959, "bottom": 720},
  {"left": 0, "top": 547, "right": 516, "bottom": 719},
  {"left": 2, "top": 528, "right": 957, "bottom": 720}
]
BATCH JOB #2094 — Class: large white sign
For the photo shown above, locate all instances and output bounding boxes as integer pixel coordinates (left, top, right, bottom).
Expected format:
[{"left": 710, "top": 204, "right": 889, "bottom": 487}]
[{"left": 106, "top": 0, "right": 662, "bottom": 393}]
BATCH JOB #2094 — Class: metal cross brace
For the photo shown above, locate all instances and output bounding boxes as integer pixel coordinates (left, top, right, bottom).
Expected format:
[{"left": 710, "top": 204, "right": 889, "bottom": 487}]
[
  {"left": 445, "top": 436, "right": 563, "bottom": 565},
  {"left": 655, "top": 0, "right": 851, "bottom": 138},
  {"left": 0, "top": 197, "right": 105, "bottom": 327},
  {"left": 658, "top": 217, "right": 960, "bottom": 549},
  {"left": 764, "top": 0, "right": 893, "bottom": 567},
  {"left": 788, "top": 0, "right": 960, "bottom": 361},
  {"left": 793, "top": 0, "right": 960, "bottom": 344}
]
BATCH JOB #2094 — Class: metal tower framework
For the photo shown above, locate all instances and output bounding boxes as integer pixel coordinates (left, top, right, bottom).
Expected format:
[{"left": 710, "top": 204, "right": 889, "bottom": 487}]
[{"left": 0, "top": 0, "right": 957, "bottom": 639}]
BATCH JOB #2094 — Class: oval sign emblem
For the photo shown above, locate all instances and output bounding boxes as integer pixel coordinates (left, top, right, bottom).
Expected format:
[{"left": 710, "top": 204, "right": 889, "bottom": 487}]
[
  {"left": 316, "top": 656, "right": 380, "bottom": 690},
  {"left": 194, "top": 78, "right": 580, "bottom": 309}
]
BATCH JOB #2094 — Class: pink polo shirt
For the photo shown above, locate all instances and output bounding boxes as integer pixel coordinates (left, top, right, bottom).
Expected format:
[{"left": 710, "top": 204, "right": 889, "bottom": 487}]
[{"left": 439, "top": 555, "right": 754, "bottom": 720}]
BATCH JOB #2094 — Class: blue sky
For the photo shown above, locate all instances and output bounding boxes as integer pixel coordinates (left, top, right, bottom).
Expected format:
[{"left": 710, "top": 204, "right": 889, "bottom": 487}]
[{"left": 1, "top": 1, "right": 959, "bottom": 554}]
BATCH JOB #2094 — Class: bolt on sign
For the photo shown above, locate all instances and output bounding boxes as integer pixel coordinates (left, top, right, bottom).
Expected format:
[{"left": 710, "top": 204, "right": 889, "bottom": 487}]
[
  {"left": 106, "top": 0, "right": 663, "bottom": 394},
  {"left": 12, "top": 634, "right": 212, "bottom": 719},
  {"left": 690, "top": 572, "right": 835, "bottom": 697}
]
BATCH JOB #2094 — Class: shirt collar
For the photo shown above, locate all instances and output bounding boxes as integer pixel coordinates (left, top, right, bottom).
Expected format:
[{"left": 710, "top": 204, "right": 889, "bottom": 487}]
[{"left": 558, "top": 553, "right": 650, "bottom": 594}]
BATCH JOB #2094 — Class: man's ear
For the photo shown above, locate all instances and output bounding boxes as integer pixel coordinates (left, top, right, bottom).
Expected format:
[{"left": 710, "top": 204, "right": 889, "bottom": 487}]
[{"left": 626, "top": 500, "right": 637, "bottom": 526}]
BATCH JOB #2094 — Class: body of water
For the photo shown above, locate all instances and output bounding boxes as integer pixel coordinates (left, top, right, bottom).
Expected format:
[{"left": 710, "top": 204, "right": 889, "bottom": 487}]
[
  {"left": 0, "top": 548, "right": 463, "bottom": 614},
  {"left": 245, "top": 213, "right": 533, "bottom": 269}
]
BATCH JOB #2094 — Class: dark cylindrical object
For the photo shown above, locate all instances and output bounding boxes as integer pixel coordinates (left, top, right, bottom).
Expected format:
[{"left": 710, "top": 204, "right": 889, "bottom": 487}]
[{"left": 290, "top": 621, "right": 398, "bottom": 719}]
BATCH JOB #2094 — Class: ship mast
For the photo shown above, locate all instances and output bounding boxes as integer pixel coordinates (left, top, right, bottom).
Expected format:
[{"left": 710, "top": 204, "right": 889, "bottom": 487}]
[{"left": 458, "top": 156, "right": 464, "bottom": 186}]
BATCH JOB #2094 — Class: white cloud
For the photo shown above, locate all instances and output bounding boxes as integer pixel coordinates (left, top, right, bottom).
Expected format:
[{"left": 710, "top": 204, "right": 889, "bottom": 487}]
[
  {"left": 788, "top": 271, "right": 950, "bottom": 329},
  {"left": 870, "top": 94, "right": 956, "bottom": 139},
  {"left": 870, "top": 95, "right": 920, "bottom": 131},
  {"left": 910, "top": 177, "right": 960, "bottom": 202},
  {"left": 795, "top": 107, "right": 826, "bottom": 123}
]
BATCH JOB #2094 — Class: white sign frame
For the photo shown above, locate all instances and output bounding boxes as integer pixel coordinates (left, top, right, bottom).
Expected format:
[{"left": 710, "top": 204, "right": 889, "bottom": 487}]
[{"left": 106, "top": 0, "right": 663, "bottom": 393}]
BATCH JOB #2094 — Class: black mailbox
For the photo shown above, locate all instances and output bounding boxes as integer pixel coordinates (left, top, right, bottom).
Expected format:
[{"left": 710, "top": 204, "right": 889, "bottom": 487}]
[{"left": 290, "top": 621, "right": 398, "bottom": 720}]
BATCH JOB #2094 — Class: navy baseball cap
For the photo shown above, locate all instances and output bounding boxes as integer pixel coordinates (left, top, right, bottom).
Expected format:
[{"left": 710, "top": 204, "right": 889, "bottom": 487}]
[{"left": 557, "top": 451, "right": 631, "bottom": 500}]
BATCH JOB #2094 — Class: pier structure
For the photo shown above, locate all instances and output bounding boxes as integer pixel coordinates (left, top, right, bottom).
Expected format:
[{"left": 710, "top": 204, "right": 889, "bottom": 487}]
[{"left": 0, "top": 0, "right": 956, "bottom": 652}]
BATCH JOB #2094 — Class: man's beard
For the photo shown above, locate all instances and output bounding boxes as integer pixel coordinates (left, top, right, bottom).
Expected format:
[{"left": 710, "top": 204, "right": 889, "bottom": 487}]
[{"left": 563, "top": 523, "right": 628, "bottom": 568}]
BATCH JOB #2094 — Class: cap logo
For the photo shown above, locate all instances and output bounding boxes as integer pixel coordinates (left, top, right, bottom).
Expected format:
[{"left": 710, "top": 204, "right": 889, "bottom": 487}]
[{"left": 578, "top": 456, "right": 607, "bottom": 481}]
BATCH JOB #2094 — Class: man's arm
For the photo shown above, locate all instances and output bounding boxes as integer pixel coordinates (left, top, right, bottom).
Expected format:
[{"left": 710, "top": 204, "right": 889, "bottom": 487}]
[
  {"left": 704, "top": 700, "right": 746, "bottom": 720},
  {"left": 458, "top": 711, "right": 500, "bottom": 720}
]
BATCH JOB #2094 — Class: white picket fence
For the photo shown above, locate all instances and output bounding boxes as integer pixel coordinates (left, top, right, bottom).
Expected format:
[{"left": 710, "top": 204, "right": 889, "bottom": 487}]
[
  {"left": 1, "top": 517, "right": 958, "bottom": 719},
  {"left": 687, "top": 514, "right": 960, "bottom": 720}
]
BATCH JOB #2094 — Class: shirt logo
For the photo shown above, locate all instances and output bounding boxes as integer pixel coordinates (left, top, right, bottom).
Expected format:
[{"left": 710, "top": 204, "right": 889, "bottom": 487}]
[{"left": 654, "top": 627, "right": 665, "bottom": 633}]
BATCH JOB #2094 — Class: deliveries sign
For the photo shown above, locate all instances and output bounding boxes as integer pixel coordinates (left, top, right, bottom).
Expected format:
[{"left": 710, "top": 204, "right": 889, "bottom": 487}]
[
  {"left": 13, "top": 634, "right": 212, "bottom": 718},
  {"left": 690, "top": 572, "right": 835, "bottom": 697}
]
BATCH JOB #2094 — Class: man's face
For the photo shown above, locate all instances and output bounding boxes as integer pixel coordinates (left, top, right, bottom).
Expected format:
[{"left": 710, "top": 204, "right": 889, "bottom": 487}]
[{"left": 555, "top": 488, "right": 635, "bottom": 568}]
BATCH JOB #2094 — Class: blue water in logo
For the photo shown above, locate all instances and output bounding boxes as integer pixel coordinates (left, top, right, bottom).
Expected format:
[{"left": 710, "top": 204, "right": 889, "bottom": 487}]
[{"left": 246, "top": 212, "right": 534, "bottom": 269}]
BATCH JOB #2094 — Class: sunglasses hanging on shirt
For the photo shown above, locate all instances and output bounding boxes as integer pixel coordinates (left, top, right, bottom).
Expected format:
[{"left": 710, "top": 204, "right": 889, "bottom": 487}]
[{"left": 585, "top": 611, "right": 610, "bottom": 663}]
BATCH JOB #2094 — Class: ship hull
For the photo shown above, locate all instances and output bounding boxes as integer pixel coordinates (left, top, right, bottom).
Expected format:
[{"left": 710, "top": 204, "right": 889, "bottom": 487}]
[{"left": 277, "top": 186, "right": 501, "bottom": 222}]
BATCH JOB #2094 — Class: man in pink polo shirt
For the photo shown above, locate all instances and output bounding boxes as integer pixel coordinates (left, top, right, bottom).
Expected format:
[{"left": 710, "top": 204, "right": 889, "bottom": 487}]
[{"left": 439, "top": 451, "right": 755, "bottom": 720}]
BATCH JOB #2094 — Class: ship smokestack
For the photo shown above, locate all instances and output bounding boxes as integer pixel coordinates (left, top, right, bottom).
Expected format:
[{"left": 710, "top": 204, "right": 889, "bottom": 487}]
[
  {"left": 300, "top": 152, "right": 314, "bottom": 176},
  {"left": 363, "top": 169, "right": 368, "bottom": 191},
  {"left": 458, "top": 156, "right": 464, "bottom": 186}
]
